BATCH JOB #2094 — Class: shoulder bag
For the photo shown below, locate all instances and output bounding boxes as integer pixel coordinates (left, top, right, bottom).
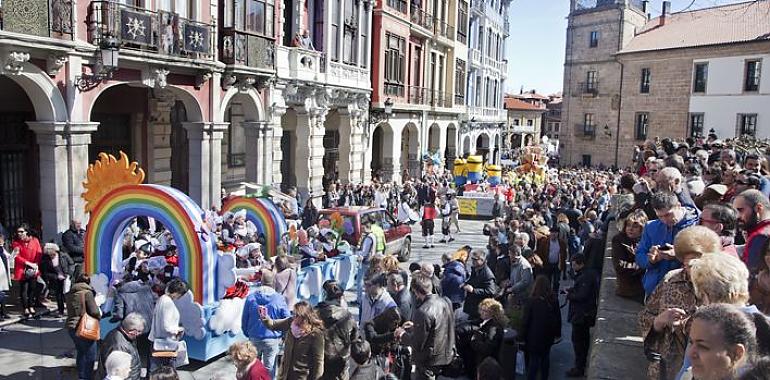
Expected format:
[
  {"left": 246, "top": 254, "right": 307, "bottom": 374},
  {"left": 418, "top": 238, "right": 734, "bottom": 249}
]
[{"left": 76, "top": 292, "right": 100, "bottom": 341}]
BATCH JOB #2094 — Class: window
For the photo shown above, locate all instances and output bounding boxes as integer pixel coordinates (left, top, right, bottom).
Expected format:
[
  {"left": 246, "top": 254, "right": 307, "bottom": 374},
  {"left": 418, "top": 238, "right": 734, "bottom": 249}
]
[
  {"left": 640, "top": 68, "right": 651, "bottom": 94},
  {"left": 330, "top": 0, "right": 340, "bottom": 61},
  {"left": 738, "top": 114, "right": 758, "bottom": 137},
  {"left": 343, "top": 0, "right": 358, "bottom": 64},
  {"left": 477, "top": 28, "right": 483, "bottom": 51},
  {"left": 745, "top": 60, "right": 761, "bottom": 92},
  {"left": 225, "top": 108, "right": 246, "bottom": 168},
  {"left": 635, "top": 112, "right": 649, "bottom": 140},
  {"left": 585, "top": 71, "right": 597, "bottom": 93},
  {"left": 457, "top": 1, "right": 468, "bottom": 44},
  {"left": 454, "top": 59, "right": 466, "bottom": 103},
  {"left": 513, "top": 119, "right": 520, "bottom": 126},
  {"left": 360, "top": 9, "right": 368, "bottom": 67},
  {"left": 583, "top": 113, "right": 594, "bottom": 135},
  {"left": 693, "top": 63, "right": 708, "bottom": 93},
  {"left": 582, "top": 155, "right": 592, "bottom": 167},
  {"left": 384, "top": 33, "right": 406, "bottom": 96},
  {"left": 158, "top": 0, "right": 193, "bottom": 19},
  {"left": 225, "top": 0, "right": 274, "bottom": 36},
  {"left": 689, "top": 113, "right": 704, "bottom": 138},
  {"left": 589, "top": 31, "right": 598, "bottom": 48},
  {"left": 526, "top": 119, "right": 534, "bottom": 126}
]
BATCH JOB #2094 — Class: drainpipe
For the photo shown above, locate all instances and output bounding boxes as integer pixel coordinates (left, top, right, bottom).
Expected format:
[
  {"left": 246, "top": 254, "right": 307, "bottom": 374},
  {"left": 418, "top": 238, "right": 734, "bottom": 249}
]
[{"left": 615, "top": 61, "right": 623, "bottom": 167}]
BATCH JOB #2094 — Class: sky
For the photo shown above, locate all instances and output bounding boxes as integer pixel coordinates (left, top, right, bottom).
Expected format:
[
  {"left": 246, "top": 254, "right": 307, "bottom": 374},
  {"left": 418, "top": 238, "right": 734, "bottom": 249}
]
[{"left": 504, "top": 0, "right": 750, "bottom": 96}]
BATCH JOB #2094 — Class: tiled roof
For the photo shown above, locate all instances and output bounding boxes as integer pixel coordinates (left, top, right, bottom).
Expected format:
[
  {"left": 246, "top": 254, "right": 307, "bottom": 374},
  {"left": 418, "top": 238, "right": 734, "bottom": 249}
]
[
  {"left": 618, "top": 0, "right": 770, "bottom": 54},
  {"left": 504, "top": 97, "right": 545, "bottom": 111}
]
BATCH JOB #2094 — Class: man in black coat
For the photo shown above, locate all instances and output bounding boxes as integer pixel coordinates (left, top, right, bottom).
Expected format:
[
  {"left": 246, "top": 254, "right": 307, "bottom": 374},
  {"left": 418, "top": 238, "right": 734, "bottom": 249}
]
[
  {"left": 387, "top": 272, "right": 413, "bottom": 321},
  {"left": 462, "top": 249, "right": 498, "bottom": 320},
  {"left": 61, "top": 220, "right": 85, "bottom": 263},
  {"left": 99, "top": 312, "right": 146, "bottom": 380},
  {"left": 565, "top": 254, "right": 599, "bottom": 378},
  {"left": 395, "top": 273, "right": 455, "bottom": 380}
]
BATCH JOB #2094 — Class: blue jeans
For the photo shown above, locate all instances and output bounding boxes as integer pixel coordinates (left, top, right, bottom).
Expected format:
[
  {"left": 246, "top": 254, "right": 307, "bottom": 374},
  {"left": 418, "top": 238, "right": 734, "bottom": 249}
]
[
  {"left": 356, "top": 262, "right": 369, "bottom": 308},
  {"left": 251, "top": 337, "right": 282, "bottom": 378},
  {"left": 68, "top": 328, "right": 97, "bottom": 380}
]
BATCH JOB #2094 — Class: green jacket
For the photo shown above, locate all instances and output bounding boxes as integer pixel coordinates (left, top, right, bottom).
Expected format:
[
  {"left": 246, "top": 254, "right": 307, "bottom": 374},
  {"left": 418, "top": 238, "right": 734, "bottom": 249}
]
[
  {"left": 370, "top": 225, "right": 386, "bottom": 254},
  {"left": 65, "top": 282, "right": 101, "bottom": 330}
]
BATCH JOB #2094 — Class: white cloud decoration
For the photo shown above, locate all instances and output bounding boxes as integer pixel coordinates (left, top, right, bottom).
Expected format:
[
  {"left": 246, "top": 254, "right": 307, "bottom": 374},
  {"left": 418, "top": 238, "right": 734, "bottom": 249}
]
[
  {"left": 91, "top": 273, "right": 110, "bottom": 307},
  {"left": 173, "top": 291, "right": 206, "bottom": 340},
  {"left": 216, "top": 251, "right": 237, "bottom": 299},
  {"left": 208, "top": 297, "right": 246, "bottom": 335}
]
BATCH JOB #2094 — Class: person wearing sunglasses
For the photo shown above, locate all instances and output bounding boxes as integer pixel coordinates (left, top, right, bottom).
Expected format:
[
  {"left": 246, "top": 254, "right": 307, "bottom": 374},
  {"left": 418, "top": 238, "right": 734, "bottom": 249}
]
[{"left": 11, "top": 223, "right": 42, "bottom": 317}]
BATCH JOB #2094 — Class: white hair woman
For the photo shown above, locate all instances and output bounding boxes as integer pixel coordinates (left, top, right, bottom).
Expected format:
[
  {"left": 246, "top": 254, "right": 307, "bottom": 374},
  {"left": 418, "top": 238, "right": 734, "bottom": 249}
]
[{"left": 104, "top": 350, "right": 133, "bottom": 380}]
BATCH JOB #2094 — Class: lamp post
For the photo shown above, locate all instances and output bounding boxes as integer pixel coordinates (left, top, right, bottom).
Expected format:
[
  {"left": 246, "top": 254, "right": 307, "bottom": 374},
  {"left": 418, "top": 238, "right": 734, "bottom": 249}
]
[
  {"left": 367, "top": 97, "right": 394, "bottom": 136},
  {"left": 76, "top": 35, "right": 120, "bottom": 91}
]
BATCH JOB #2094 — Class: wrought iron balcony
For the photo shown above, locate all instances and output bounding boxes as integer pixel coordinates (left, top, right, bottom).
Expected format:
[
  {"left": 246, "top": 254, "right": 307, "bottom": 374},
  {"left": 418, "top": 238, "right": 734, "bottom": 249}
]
[
  {"left": 457, "top": 30, "right": 467, "bottom": 45},
  {"left": 455, "top": 93, "right": 465, "bottom": 106},
  {"left": 1, "top": 0, "right": 73, "bottom": 38},
  {"left": 88, "top": 1, "right": 214, "bottom": 60},
  {"left": 471, "top": 0, "right": 485, "bottom": 14},
  {"left": 220, "top": 30, "right": 275, "bottom": 71},
  {"left": 410, "top": 7, "right": 434, "bottom": 32},
  {"left": 576, "top": 123, "right": 596, "bottom": 139},
  {"left": 434, "top": 20, "right": 454, "bottom": 40},
  {"left": 470, "top": 49, "right": 482, "bottom": 66},
  {"left": 386, "top": 0, "right": 407, "bottom": 14},
  {"left": 579, "top": 81, "right": 599, "bottom": 96},
  {"left": 408, "top": 85, "right": 428, "bottom": 105},
  {"left": 385, "top": 83, "right": 406, "bottom": 98},
  {"left": 429, "top": 90, "right": 452, "bottom": 108}
]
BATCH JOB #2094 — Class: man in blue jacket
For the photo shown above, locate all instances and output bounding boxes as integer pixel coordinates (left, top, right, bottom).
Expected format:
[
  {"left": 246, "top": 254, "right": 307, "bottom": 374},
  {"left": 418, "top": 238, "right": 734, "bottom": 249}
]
[
  {"left": 635, "top": 192, "right": 699, "bottom": 297},
  {"left": 241, "top": 269, "right": 291, "bottom": 377}
]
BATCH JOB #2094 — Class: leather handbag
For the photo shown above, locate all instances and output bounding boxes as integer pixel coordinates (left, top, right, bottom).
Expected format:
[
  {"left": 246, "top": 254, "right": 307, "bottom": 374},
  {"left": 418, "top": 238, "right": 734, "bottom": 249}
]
[{"left": 75, "top": 293, "right": 100, "bottom": 341}]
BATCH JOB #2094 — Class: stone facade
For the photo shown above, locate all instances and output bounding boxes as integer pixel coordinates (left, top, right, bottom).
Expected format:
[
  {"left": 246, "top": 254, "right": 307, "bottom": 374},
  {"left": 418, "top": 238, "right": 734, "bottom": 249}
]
[{"left": 561, "top": 0, "right": 647, "bottom": 166}]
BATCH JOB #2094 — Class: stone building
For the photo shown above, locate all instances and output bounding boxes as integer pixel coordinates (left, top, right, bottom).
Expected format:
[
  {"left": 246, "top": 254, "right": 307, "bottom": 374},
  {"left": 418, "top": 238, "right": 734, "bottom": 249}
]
[
  {"left": 503, "top": 95, "right": 545, "bottom": 151},
  {"left": 542, "top": 94, "right": 563, "bottom": 156},
  {"left": 0, "top": 0, "right": 371, "bottom": 241},
  {"left": 562, "top": 0, "right": 770, "bottom": 168},
  {"left": 460, "top": 0, "right": 510, "bottom": 165}
]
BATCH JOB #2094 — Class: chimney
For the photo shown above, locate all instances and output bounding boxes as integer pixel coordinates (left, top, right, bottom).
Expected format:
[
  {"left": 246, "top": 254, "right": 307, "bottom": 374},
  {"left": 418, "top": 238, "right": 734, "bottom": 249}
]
[{"left": 660, "top": 1, "right": 671, "bottom": 26}]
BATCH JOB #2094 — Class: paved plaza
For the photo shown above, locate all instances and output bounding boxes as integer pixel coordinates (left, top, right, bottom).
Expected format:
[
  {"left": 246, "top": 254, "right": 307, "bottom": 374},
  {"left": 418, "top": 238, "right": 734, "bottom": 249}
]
[{"left": 0, "top": 219, "right": 576, "bottom": 380}]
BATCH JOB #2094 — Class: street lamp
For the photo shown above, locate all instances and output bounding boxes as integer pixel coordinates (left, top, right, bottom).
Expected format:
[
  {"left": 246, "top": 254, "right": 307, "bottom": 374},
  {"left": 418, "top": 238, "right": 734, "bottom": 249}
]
[
  {"left": 365, "top": 97, "right": 394, "bottom": 138},
  {"left": 76, "top": 35, "right": 120, "bottom": 91}
]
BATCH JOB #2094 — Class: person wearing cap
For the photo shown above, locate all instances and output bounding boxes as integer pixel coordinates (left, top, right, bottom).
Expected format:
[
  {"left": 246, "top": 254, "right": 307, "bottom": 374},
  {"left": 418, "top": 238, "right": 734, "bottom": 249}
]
[
  {"left": 242, "top": 269, "right": 291, "bottom": 378},
  {"left": 40, "top": 242, "right": 74, "bottom": 316}
]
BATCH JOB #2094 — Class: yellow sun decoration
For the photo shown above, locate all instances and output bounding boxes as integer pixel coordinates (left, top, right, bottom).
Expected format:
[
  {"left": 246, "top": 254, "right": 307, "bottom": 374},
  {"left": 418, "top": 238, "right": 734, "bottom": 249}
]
[{"left": 82, "top": 151, "right": 145, "bottom": 213}]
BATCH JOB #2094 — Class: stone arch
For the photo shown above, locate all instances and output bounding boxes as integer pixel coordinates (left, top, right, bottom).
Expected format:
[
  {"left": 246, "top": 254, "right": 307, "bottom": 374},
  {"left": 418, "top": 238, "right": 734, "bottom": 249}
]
[
  {"left": 219, "top": 87, "right": 265, "bottom": 122},
  {"left": 462, "top": 135, "right": 471, "bottom": 156},
  {"left": 428, "top": 123, "right": 441, "bottom": 152},
  {"left": 87, "top": 82, "right": 204, "bottom": 122},
  {"left": 5, "top": 62, "right": 68, "bottom": 122},
  {"left": 370, "top": 122, "right": 394, "bottom": 180},
  {"left": 401, "top": 123, "right": 421, "bottom": 178}
]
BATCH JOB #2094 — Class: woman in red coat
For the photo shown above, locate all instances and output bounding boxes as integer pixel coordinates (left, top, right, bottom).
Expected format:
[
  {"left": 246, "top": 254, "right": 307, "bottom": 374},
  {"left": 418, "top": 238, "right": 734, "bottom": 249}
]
[
  {"left": 228, "top": 341, "right": 271, "bottom": 380},
  {"left": 12, "top": 224, "right": 42, "bottom": 317}
]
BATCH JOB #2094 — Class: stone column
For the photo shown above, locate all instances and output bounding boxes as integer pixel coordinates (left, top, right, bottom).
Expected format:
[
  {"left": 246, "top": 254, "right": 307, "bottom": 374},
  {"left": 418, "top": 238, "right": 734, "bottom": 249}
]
[
  {"left": 27, "top": 122, "right": 70, "bottom": 242},
  {"left": 243, "top": 121, "right": 265, "bottom": 184},
  {"left": 208, "top": 123, "right": 228, "bottom": 209},
  {"left": 183, "top": 122, "right": 212, "bottom": 208},
  {"left": 65, "top": 122, "right": 99, "bottom": 225},
  {"left": 261, "top": 124, "right": 274, "bottom": 185},
  {"left": 337, "top": 109, "right": 354, "bottom": 184},
  {"left": 294, "top": 107, "right": 327, "bottom": 204}
]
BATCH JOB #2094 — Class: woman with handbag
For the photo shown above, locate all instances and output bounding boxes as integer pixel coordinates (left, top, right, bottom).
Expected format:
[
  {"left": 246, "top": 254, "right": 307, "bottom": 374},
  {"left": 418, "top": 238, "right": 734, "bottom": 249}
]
[
  {"left": 65, "top": 273, "right": 102, "bottom": 380},
  {"left": 12, "top": 223, "right": 43, "bottom": 317},
  {"left": 40, "top": 243, "right": 74, "bottom": 316}
]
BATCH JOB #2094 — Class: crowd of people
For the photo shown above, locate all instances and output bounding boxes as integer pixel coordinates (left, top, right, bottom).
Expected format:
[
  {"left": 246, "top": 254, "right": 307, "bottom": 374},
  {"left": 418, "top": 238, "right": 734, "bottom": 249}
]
[{"left": 4, "top": 132, "right": 770, "bottom": 380}]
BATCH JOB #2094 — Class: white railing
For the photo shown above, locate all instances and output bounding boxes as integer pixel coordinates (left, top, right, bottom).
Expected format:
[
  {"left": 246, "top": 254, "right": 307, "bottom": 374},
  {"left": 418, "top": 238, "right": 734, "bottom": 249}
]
[{"left": 276, "top": 46, "right": 325, "bottom": 83}]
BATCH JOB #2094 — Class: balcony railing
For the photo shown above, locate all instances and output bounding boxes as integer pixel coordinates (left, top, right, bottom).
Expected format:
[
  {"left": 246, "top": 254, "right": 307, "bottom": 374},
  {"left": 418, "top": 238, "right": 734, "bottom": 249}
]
[
  {"left": 385, "top": 83, "right": 406, "bottom": 98},
  {"left": 455, "top": 94, "right": 465, "bottom": 106},
  {"left": 221, "top": 30, "right": 275, "bottom": 70},
  {"left": 408, "top": 85, "right": 428, "bottom": 105},
  {"left": 579, "top": 81, "right": 599, "bottom": 95},
  {"left": 410, "top": 7, "right": 433, "bottom": 31},
  {"left": 434, "top": 20, "right": 454, "bottom": 40},
  {"left": 88, "top": 1, "right": 214, "bottom": 59},
  {"left": 1, "top": 0, "right": 73, "bottom": 38},
  {"left": 577, "top": 123, "right": 596, "bottom": 138},
  {"left": 471, "top": 0, "right": 485, "bottom": 13},
  {"left": 386, "top": 0, "right": 407, "bottom": 14},
  {"left": 457, "top": 31, "right": 467, "bottom": 45},
  {"left": 429, "top": 91, "right": 452, "bottom": 108}
]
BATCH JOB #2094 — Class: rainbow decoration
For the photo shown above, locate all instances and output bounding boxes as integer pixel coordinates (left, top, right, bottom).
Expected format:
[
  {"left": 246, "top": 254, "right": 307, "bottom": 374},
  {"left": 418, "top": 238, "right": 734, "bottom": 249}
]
[
  {"left": 85, "top": 184, "right": 217, "bottom": 305},
  {"left": 220, "top": 197, "right": 287, "bottom": 259}
]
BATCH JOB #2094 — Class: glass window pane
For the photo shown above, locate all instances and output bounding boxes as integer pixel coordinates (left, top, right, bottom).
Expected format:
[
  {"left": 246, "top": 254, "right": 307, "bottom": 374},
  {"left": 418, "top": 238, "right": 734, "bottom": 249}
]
[
  {"left": 266, "top": 4, "right": 274, "bottom": 36},
  {"left": 235, "top": 0, "right": 244, "bottom": 29},
  {"left": 158, "top": 0, "right": 171, "bottom": 11},
  {"left": 175, "top": 0, "right": 189, "bottom": 18}
]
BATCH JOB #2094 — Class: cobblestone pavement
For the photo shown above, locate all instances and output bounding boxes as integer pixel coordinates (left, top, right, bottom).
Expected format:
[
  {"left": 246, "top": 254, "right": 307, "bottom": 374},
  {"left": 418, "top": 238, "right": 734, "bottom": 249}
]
[{"left": 0, "top": 219, "right": 578, "bottom": 380}]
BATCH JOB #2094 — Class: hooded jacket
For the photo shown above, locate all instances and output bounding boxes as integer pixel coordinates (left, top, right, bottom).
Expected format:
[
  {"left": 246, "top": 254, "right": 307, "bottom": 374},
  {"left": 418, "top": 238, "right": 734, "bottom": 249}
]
[
  {"left": 242, "top": 286, "right": 291, "bottom": 340},
  {"left": 316, "top": 299, "right": 358, "bottom": 380},
  {"left": 65, "top": 281, "right": 101, "bottom": 330},
  {"left": 440, "top": 260, "right": 467, "bottom": 305},
  {"left": 113, "top": 280, "right": 157, "bottom": 333}
]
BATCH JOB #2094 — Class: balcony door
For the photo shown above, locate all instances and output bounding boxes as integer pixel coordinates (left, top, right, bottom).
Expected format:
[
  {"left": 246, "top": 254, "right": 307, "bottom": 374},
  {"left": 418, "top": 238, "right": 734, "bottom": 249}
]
[{"left": 157, "top": 0, "right": 193, "bottom": 19}]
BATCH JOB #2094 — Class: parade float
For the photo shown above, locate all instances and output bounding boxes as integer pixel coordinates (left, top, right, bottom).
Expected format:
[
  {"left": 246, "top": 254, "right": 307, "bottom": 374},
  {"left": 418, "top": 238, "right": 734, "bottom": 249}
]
[
  {"left": 453, "top": 142, "right": 548, "bottom": 218},
  {"left": 82, "top": 152, "right": 357, "bottom": 361}
]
